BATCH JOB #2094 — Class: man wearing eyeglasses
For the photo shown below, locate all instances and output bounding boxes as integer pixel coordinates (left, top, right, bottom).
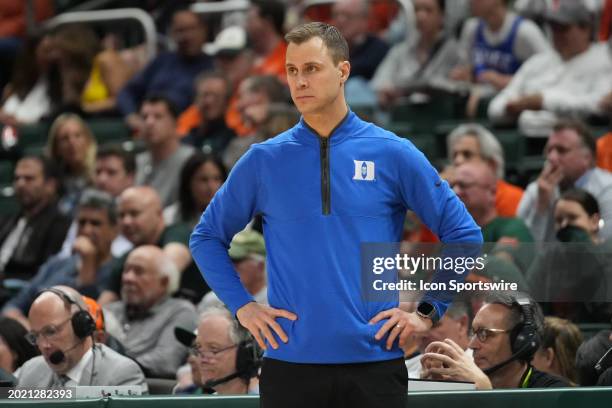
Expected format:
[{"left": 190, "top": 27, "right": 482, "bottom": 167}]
[
  {"left": 420, "top": 292, "right": 568, "bottom": 389},
  {"left": 518, "top": 119, "right": 612, "bottom": 242},
  {"left": 17, "top": 286, "right": 147, "bottom": 389},
  {"left": 190, "top": 306, "right": 259, "bottom": 394}
]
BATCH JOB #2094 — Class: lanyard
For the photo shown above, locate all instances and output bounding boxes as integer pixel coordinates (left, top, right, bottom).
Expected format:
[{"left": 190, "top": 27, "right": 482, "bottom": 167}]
[{"left": 520, "top": 366, "right": 533, "bottom": 388}]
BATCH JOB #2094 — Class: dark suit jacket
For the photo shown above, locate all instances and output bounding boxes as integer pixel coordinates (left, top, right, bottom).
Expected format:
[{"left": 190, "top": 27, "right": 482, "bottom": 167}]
[{"left": 0, "top": 202, "right": 71, "bottom": 280}]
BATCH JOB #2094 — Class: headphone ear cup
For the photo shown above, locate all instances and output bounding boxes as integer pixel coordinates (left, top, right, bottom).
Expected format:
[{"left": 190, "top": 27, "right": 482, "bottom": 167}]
[
  {"left": 511, "top": 304, "right": 540, "bottom": 361},
  {"left": 71, "top": 310, "right": 96, "bottom": 339},
  {"left": 236, "top": 340, "right": 263, "bottom": 381}
]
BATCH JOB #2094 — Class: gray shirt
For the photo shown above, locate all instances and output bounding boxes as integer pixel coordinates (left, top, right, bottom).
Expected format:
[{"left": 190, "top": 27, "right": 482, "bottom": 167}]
[
  {"left": 371, "top": 33, "right": 460, "bottom": 93},
  {"left": 104, "top": 296, "right": 197, "bottom": 378},
  {"left": 135, "top": 144, "right": 194, "bottom": 207},
  {"left": 518, "top": 168, "right": 612, "bottom": 242}
]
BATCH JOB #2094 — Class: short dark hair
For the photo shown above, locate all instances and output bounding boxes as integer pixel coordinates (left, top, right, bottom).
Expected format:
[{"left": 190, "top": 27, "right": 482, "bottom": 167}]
[
  {"left": 436, "top": 0, "right": 446, "bottom": 12},
  {"left": 251, "top": 0, "right": 286, "bottom": 36},
  {"left": 553, "top": 118, "right": 596, "bottom": 158},
  {"left": 141, "top": 94, "right": 179, "bottom": 119},
  {"left": 78, "top": 188, "right": 118, "bottom": 225},
  {"left": 96, "top": 144, "right": 135, "bottom": 175},
  {"left": 558, "top": 188, "right": 600, "bottom": 216},
  {"left": 484, "top": 292, "right": 542, "bottom": 332},
  {"left": 285, "top": 22, "right": 349, "bottom": 65},
  {"left": 18, "top": 155, "right": 60, "bottom": 182}
]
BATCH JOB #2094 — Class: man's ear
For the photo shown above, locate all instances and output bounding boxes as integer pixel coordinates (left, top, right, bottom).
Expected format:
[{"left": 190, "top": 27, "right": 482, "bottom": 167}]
[{"left": 339, "top": 60, "right": 351, "bottom": 83}]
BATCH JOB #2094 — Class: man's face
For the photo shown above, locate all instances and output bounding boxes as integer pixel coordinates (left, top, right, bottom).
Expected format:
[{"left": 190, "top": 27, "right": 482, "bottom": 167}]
[
  {"left": 196, "top": 78, "right": 228, "bottom": 121},
  {"left": 286, "top": 37, "right": 348, "bottom": 116},
  {"left": 234, "top": 257, "right": 263, "bottom": 292},
  {"left": 237, "top": 82, "right": 268, "bottom": 127},
  {"left": 55, "top": 120, "right": 90, "bottom": 170},
  {"left": 332, "top": 0, "right": 369, "bottom": 45},
  {"left": 76, "top": 207, "right": 117, "bottom": 254},
  {"left": 415, "top": 0, "right": 445, "bottom": 36},
  {"left": 121, "top": 250, "right": 166, "bottom": 308},
  {"left": 452, "top": 165, "right": 494, "bottom": 216},
  {"left": 195, "top": 315, "right": 238, "bottom": 387},
  {"left": 468, "top": 303, "right": 515, "bottom": 371},
  {"left": 544, "top": 128, "right": 591, "bottom": 185},
  {"left": 13, "top": 159, "right": 52, "bottom": 210},
  {"left": 140, "top": 102, "right": 176, "bottom": 147},
  {"left": 170, "top": 11, "right": 206, "bottom": 57},
  {"left": 470, "top": 0, "right": 498, "bottom": 18},
  {"left": 214, "top": 52, "right": 252, "bottom": 88},
  {"left": 416, "top": 315, "right": 469, "bottom": 353},
  {"left": 28, "top": 300, "right": 80, "bottom": 374},
  {"left": 94, "top": 156, "right": 133, "bottom": 197},
  {"left": 550, "top": 23, "right": 590, "bottom": 60},
  {"left": 118, "top": 194, "right": 162, "bottom": 246},
  {"left": 245, "top": 6, "right": 266, "bottom": 39},
  {"left": 451, "top": 135, "right": 482, "bottom": 167}
]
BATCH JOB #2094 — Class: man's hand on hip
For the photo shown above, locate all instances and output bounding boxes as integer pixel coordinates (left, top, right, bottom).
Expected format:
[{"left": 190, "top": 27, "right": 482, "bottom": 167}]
[
  {"left": 370, "top": 308, "right": 432, "bottom": 350},
  {"left": 236, "top": 302, "right": 297, "bottom": 350}
]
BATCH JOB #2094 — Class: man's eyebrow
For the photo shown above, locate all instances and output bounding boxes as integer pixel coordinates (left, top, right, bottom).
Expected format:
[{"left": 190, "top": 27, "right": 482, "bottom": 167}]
[{"left": 286, "top": 61, "right": 323, "bottom": 67}]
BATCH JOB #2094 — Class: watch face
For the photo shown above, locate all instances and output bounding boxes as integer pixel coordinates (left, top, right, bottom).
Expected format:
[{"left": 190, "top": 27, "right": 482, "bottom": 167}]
[{"left": 418, "top": 302, "right": 435, "bottom": 316}]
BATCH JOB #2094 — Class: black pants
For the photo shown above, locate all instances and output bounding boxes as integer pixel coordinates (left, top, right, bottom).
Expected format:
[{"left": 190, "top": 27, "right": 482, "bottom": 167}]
[{"left": 260, "top": 357, "right": 407, "bottom": 408}]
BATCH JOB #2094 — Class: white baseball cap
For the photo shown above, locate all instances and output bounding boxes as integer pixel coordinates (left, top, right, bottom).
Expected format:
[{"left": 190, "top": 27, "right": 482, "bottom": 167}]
[{"left": 204, "top": 25, "right": 247, "bottom": 56}]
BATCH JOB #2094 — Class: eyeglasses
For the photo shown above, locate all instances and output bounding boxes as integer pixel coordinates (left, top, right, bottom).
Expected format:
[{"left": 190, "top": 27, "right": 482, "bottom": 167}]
[
  {"left": 25, "top": 317, "right": 72, "bottom": 346},
  {"left": 189, "top": 343, "right": 238, "bottom": 359},
  {"left": 469, "top": 327, "right": 511, "bottom": 343}
]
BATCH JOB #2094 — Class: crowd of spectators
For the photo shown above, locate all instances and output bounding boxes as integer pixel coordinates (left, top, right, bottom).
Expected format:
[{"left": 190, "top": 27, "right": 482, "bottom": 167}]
[{"left": 0, "top": 0, "right": 612, "bottom": 396}]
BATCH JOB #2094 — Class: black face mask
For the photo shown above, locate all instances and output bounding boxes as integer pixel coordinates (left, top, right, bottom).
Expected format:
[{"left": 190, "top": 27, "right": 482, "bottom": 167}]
[{"left": 556, "top": 225, "right": 592, "bottom": 243}]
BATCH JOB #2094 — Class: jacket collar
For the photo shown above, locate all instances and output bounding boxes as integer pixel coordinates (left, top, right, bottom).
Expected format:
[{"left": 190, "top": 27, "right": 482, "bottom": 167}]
[{"left": 294, "top": 109, "right": 360, "bottom": 147}]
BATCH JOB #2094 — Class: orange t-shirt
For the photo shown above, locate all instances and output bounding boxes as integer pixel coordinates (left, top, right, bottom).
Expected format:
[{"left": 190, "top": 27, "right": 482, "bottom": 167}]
[
  {"left": 600, "top": 0, "right": 612, "bottom": 41},
  {"left": 252, "top": 41, "right": 287, "bottom": 84},
  {"left": 176, "top": 93, "right": 253, "bottom": 137},
  {"left": 495, "top": 180, "right": 524, "bottom": 217},
  {"left": 597, "top": 133, "right": 612, "bottom": 172}
]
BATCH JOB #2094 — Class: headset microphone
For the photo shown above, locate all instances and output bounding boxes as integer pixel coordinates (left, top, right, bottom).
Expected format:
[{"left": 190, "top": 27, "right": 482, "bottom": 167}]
[
  {"left": 48, "top": 341, "right": 84, "bottom": 365},
  {"left": 203, "top": 372, "right": 242, "bottom": 391}
]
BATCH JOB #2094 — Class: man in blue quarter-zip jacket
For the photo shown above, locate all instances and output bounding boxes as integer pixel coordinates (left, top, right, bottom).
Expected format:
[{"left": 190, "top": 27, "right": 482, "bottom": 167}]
[{"left": 190, "top": 22, "right": 483, "bottom": 407}]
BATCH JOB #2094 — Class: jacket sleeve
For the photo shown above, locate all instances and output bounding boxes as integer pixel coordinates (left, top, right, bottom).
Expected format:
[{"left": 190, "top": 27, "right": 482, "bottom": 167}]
[
  {"left": 395, "top": 139, "right": 483, "bottom": 317},
  {"left": 189, "top": 147, "right": 261, "bottom": 315}
]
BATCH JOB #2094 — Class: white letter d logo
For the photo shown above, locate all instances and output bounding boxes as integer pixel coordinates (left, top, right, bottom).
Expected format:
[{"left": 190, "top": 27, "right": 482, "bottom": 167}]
[{"left": 353, "top": 160, "right": 375, "bottom": 181}]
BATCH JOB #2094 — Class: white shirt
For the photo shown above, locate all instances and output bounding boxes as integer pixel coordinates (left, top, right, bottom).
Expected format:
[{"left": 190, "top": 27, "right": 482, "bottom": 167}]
[
  {"left": 488, "top": 43, "right": 612, "bottom": 127},
  {"left": 2, "top": 79, "right": 51, "bottom": 124},
  {"left": 63, "top": 348, "right": 93, "bottom": 386}
]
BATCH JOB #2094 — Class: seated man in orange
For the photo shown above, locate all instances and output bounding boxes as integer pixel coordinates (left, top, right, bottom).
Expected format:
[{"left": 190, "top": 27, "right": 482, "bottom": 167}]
[{"left": 447, "top": 123, "right": 523, "bottom": 217}]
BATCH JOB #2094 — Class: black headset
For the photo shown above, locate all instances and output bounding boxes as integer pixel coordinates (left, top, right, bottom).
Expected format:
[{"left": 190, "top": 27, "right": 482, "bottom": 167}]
[
  {"left": 236, "top": 337, "right": 263, "bottom": 381},
  {"left": 39, "top": 288, "right": 96, "bottom": 340},
  {"left": 508, "top": 296, "right": 540, "bottom": 362}
]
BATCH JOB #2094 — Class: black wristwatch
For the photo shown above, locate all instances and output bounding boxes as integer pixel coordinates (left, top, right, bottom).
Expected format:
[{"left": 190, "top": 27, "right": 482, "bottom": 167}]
[{"left": 416, "top": 301, "right": 439, "bottom": 325}]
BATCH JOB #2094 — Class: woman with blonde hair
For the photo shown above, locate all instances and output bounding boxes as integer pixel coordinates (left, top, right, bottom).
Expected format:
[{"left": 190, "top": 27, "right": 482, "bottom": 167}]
[
  {"left": 532, "top": 316, "right": 583, "bottom": 385},
  {"left": 46, "top": 113, "right": 97, "bottom": 214}
]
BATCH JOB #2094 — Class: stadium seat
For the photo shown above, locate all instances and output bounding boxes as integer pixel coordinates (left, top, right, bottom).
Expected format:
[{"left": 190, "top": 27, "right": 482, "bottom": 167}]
[
  {"left": 17, "top": 122, "right": 50, "bottom": 152},
  {"left": 88, "top": 119, "right": 131, "bottom": 144},
  {"left": 0, "top": 160, "right": 14, "bottom": 184},
  {"left": 0, "top": 185, "right": 18, "bottom": 217}
]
